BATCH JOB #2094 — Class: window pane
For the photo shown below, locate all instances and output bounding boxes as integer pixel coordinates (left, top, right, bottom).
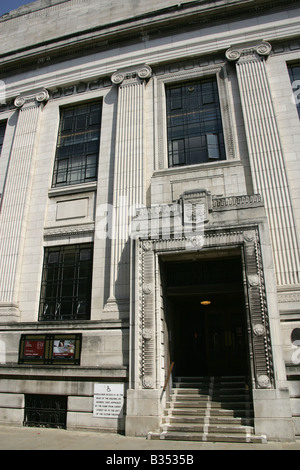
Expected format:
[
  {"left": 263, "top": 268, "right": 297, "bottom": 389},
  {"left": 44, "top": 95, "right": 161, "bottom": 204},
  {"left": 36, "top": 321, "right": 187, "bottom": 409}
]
[
  {"left": 207, "top": 133, "right": 220, "bottom": 159},
  {"left": 166, "top": 78, "right": 225, "bottom": 167},
  {"left": 52, "top": 101, "right": 102, "bottom": 187},
  {"left": 288, "top": 64, "right": 300, "bottom": 119}
]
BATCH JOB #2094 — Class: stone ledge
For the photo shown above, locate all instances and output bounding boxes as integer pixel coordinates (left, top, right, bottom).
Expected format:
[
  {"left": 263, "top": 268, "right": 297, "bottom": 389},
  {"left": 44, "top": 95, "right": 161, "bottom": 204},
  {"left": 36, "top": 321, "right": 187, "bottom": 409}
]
[{"left": 0, "top": 364, "right": 128, "bottom": 379}]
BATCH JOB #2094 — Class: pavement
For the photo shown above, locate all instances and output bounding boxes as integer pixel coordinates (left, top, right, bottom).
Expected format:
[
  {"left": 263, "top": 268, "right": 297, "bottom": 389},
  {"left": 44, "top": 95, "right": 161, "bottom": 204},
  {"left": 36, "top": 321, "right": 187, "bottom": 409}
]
[{"left": 0, "top": 425, "right": 300, "bottom": 451}]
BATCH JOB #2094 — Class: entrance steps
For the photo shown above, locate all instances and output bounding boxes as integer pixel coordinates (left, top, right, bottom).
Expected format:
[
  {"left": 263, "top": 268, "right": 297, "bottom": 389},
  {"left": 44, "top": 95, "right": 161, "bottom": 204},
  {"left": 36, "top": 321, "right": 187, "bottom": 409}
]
[{"left": 148, "top": 376, "right": 267, "bottom": 443}]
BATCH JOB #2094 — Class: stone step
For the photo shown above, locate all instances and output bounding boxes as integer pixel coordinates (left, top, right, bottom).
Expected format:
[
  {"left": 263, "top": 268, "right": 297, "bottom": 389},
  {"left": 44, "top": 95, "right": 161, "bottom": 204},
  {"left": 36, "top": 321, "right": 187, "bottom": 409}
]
[
  {"left": 149, "top": 376, "right": 266, "bottom": 444},
  {"left": 173, "top": 376, "right": 247, "bottom": 384},
  {"left": 173, "top": 382, "right": 249, "bottom": 390},
  {"left": 170, "top": 393, "right": 252, "bottom": 400},
  {"left": 166, "top": 407, "right": 253, "bottom": 418},
  {"left": 171, "top": 386, "right": 250, "bottom": 395},
  {"left": 149, "top": 431, "right": 267, "bottom": 444},
  {"left": 162, "top": 415, "right": 254, "bottom": 426},
  {"left": 161, "top": 423, "right": 255, "bottom": 434},
  {"left": 167, "top": 400, "right": 253, "bottom": 409}
]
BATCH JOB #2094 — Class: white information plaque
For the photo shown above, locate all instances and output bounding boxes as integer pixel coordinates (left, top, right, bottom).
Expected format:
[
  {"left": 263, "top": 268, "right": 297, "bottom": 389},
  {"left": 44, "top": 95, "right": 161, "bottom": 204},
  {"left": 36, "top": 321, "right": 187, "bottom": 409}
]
[{"left": 93, "top": 383, "right": 124, "bottom": 418}]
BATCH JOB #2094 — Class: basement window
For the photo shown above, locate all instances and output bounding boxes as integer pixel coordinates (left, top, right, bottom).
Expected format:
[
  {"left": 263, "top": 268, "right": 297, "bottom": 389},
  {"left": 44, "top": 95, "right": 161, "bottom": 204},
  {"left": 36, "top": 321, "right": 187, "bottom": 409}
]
[{"left": 24, "top": 394, "right": 67, "bottom": 429}]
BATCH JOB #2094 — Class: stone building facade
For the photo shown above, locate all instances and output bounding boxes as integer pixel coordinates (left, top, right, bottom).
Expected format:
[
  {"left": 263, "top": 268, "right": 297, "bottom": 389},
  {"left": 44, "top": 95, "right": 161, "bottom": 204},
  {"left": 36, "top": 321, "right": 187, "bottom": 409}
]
[{"left": 0, "top": 0, "right": 299, "bottom": 442}]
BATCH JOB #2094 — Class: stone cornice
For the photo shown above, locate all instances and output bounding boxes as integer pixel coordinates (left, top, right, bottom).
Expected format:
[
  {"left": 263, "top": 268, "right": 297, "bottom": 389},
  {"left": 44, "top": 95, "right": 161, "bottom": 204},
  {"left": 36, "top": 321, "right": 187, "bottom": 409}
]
[
  {"left": 43, "top": 223, "right": 95, "bottom": 240},
  {"left": 0, "top": 0, "right": 298, "bottom": 76}
]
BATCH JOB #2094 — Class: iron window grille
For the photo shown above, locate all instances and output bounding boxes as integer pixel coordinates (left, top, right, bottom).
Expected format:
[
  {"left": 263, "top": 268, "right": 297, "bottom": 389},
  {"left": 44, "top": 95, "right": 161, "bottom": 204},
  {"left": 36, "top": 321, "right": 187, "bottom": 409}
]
[
  {"left": 288, "top": 64, "right": 300, "bottom": 119},
  {"left": 24, "top": 394, "right": 67, "bottom": 429},
  {"left": 166, "top": 78, "right": 226, "bottom": 167},
  {"left": 52, "top": 101, "right": 102, "bottom": 187},
  {"left": 39, "top": 244, "right": 93, "bottom": 321}
]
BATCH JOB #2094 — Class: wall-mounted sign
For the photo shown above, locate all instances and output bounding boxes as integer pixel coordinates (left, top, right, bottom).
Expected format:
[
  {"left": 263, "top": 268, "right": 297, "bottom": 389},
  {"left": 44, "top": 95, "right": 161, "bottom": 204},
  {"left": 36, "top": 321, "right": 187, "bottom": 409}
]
[
  {"left": 93, "top": 383, "right": 124, "bottom": 418},
  {"left": 53, "top": 339, "right": 75, "bottom": 359},
  {"left": 24, "top": 339, "right": 45, "bottom": 359},
  {"left": 19, "top": 334, "right": 82, "bottom": 365}
]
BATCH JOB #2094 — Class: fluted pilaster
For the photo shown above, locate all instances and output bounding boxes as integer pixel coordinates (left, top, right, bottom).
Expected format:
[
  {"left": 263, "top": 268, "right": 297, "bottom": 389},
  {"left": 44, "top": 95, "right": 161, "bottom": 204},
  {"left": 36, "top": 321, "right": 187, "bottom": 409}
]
[
  {"left": 0, "top": 89, "right": 49, "bottom": 319},
  {"left": 105, "top": 66, "right": 152, "bottom": 315},
  {"left": 226, "top": 42, "right": 300, "bottom": 286}
]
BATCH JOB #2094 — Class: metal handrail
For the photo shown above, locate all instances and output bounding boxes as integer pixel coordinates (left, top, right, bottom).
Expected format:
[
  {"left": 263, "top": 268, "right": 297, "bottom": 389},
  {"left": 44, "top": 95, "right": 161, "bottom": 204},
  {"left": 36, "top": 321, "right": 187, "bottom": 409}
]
[{"left": 163, "top": 361, "right": 175, "bottom": 392}]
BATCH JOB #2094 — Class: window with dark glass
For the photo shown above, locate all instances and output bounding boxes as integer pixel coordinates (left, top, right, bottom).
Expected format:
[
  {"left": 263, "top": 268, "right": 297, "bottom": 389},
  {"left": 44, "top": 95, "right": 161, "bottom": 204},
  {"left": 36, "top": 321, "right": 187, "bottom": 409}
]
[
  {"left": 0, "top": 122, "right": 6, "bottom": 156},
  {"left": 166, "top": 78, "right": 225, "bottom": 167},
  {"left": 52, "top": 101, "right": 102, "bottom": 187},
  {"left": 39, "top": 244, "right": 93, "bottom": 321},
  {"left": 288, "top": 64, "right": 300, "bottom": 119}
]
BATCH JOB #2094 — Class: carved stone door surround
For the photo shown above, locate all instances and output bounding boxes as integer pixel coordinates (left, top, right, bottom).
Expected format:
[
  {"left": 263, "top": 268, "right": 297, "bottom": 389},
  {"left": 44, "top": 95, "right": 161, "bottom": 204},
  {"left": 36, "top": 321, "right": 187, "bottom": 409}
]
[{"left": 135, "top": 225, "right": 274, "bottom": 391}]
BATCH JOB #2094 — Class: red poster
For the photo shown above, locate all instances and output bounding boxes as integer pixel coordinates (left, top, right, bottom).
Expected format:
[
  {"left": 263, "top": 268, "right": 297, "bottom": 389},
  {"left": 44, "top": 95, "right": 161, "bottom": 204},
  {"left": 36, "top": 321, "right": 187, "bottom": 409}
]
[{"left": 24, "top": 340, "right": 45, "bottom": 358}]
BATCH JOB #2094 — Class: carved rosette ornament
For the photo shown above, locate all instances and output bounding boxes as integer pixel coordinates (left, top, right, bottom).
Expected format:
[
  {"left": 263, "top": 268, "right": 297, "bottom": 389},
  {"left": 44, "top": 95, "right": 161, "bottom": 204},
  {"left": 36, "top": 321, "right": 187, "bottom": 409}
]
[
  {"left": 257, "top": 375, "right": 271, "bottom": 389},
  {"left": 142, "top": 377, "right": 153, "bottom": 389},
  {"left": 143, "top": 284, "right": 152, "bottom": 295},
  {"left": 142, "top": 329, "right": 153, "bottom": 341},
  {"left": 253, "top": 323, "right": 266, "bottom": 337},
  {"left": 248, "top": 274, "right": 260, "bottom": 287}
]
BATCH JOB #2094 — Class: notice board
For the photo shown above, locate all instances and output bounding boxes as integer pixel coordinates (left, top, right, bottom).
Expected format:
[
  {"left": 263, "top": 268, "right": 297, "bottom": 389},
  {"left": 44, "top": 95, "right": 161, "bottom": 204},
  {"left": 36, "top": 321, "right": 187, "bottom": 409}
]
[{"left": 93, "top": 383, "right": 124, "bottom": 418}]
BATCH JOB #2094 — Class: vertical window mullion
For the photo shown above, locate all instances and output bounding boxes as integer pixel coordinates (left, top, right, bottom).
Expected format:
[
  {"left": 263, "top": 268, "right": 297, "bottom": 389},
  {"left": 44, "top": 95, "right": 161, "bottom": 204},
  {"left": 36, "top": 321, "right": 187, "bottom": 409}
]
[{"left": 73, "top": 246, "right": 80, "bottom": 319}]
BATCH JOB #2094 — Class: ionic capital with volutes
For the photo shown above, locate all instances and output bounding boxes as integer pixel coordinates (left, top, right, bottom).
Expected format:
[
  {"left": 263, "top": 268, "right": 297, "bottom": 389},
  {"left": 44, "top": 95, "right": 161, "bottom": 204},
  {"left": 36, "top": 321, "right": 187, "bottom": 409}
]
[
  {"left": 225, "top": 41, "right": 272, "bottom": 63},
  {"left": 111, "top": 65, "right": 152, "bottom": 86},
  {"left": 14, "top": 88, "right": 49, "bottom": 109}
]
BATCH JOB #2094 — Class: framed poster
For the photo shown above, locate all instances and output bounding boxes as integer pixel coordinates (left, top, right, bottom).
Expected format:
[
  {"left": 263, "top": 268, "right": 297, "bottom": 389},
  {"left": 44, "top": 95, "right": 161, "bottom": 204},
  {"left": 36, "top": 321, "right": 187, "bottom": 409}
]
[
  {"left": 24, "top": 339, "right": 45, "bottom": 359},
  {"left": 53, "top": 339, "right": 75, "bottom": 359},
  {"left": 19, "top": 334, "right": 82, "bottom": 365}
]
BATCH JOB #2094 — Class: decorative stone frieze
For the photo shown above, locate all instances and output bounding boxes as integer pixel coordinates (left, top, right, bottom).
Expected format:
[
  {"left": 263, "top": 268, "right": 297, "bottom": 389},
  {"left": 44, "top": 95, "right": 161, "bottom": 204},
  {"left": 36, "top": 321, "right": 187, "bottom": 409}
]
[{"left": 43, "top": 223, "right": 95, "bottom": 241}]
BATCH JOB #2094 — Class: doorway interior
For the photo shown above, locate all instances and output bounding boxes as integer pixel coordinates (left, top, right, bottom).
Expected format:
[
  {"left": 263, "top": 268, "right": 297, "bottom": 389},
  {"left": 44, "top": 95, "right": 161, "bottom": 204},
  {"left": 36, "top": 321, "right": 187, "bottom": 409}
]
[{"left": 162, "top": 251, "right": 250, "bottom": 378}]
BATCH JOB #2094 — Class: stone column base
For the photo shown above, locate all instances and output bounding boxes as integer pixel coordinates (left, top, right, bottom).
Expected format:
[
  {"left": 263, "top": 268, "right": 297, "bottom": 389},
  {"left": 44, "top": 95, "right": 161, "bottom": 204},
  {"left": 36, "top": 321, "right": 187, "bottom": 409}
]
[
  {"left": 253, "top": 388, "right": 295, "bottom": 441},
  {"left": 125, "top": 389, "right": 162, "bottom": 437}
]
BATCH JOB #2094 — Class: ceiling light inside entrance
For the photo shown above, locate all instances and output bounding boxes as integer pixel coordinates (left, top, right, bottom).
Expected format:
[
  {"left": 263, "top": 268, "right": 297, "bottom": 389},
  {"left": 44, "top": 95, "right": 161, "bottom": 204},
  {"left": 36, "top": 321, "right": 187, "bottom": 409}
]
[{"left": 201, "top": 300, "right": 211, "bottom": 306}]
